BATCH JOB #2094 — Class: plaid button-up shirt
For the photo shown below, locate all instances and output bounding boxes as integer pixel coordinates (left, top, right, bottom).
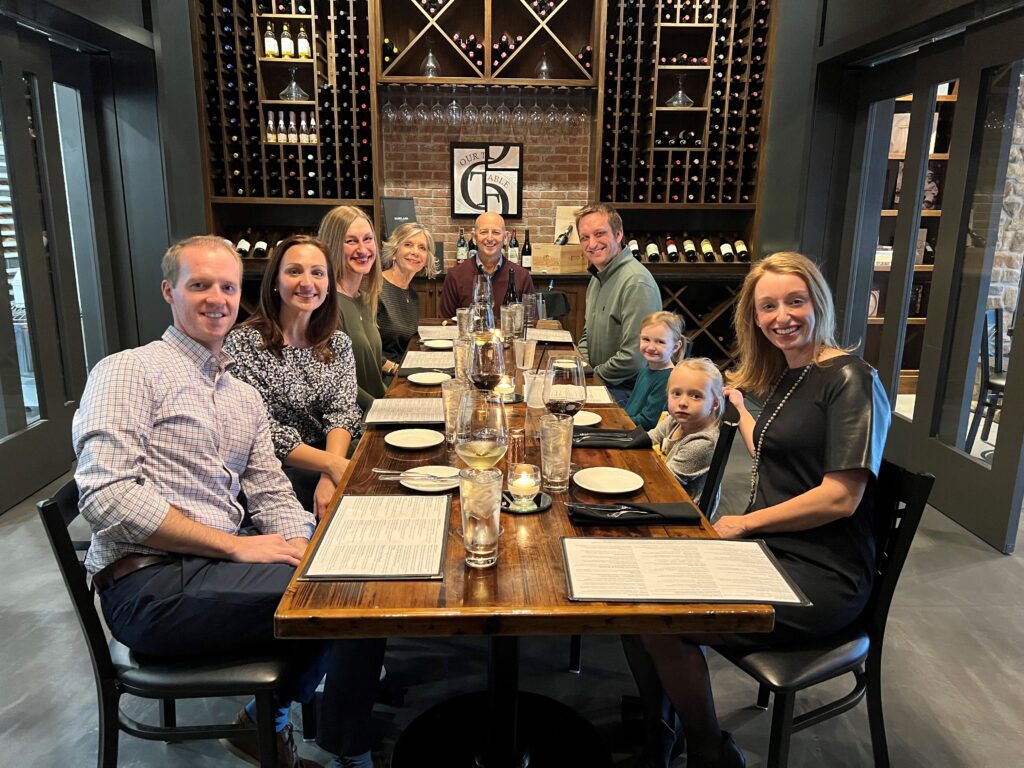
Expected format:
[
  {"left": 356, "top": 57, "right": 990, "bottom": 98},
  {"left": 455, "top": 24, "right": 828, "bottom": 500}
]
[{"left": 73, "top": 327, "right": 314, "bottom": 574}]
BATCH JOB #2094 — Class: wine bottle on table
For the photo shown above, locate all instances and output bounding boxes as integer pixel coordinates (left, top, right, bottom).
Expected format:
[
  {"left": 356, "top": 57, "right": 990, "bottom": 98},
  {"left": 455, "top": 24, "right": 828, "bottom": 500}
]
[{"left": 521, "top": 229, "right": 532, "bottom": 270}]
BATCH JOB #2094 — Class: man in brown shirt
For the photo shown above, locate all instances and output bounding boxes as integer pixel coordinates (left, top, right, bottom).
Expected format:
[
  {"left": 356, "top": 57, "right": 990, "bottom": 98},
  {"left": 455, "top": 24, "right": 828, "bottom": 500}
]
[{"left": 439, "top": 211, "right": 535, "bottom": 318}]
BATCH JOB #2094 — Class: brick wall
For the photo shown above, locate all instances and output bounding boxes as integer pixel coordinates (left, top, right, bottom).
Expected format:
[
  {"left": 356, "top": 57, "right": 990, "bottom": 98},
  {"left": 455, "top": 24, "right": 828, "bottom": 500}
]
[{"left": 379, "top": 94, "right": 593, "bottom": 264}]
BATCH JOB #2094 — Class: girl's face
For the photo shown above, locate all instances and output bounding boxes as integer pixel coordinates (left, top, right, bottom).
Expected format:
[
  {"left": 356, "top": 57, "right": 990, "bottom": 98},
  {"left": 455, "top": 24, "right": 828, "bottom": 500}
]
[
  {"left": 667, "top": 367, "right": 719, "bottom": 431},
  {"left": 639, "top": 322, "right": 682, "bottom": 369},
  {"left": 342, "top": 216, "right": 377, "bottom": 277},
  {"left": 276, "top": 244, "right": 330, "bottom": 315}
]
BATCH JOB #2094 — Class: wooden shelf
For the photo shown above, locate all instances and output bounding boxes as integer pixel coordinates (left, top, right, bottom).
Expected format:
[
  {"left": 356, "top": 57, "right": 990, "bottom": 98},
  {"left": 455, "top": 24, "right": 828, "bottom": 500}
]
[
  {"left": 868, "top": 317, "right": 928, "bottom": 325},
  {"left": 888, "top": 152, "right": 950, "bottom": 161},
  {"left": 881, "top": 209, "right": 942, "bottom": 217},
  {"left": 873, "top": 264, "right": 934, "bottom": 272}
]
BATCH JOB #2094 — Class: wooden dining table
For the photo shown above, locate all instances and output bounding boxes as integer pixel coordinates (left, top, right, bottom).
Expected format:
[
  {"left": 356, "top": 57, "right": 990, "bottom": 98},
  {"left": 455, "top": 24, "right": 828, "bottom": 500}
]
[{"left": 276, "top": 330, "right": 774, "bottom": 767}]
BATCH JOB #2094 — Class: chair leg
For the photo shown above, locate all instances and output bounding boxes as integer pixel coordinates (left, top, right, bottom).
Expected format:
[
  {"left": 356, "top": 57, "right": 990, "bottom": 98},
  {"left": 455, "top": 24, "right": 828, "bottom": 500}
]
[
  {"left": 98, "top": 686, "right": 120, "bottom": 768},
  {"left": 160, "top": 698, "right": 177, "bottom": 741},
  {"left": 255, "top": 692, "right": 279, "bottom": 768},
  {"left": 865, "top": 656, "right": 890, "bottom": 768},
  {"left": 756, "top": 684, "right": 771, "bottom": 710},
  {"left": 766, "top": 691, "right": 795, "bottom": 768},
  {"left": 965, "top": 404, "right": 983, "bottom": 451},
  {"left": 569, "top": 634, "right": 582, "bottom": 674},
  {"left": 980, "top": 397, "right": 999, "bottom": 442},
  {"left": 301, "top": 699, "right": 318, "bottom": 741}
]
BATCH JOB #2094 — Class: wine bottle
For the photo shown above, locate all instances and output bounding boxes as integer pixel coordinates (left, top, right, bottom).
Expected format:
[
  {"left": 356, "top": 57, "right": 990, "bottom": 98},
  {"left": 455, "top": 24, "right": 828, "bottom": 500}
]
[
  {"left": 734, "top": 239, "right": 751, "bottom": 262},
  {"left": 553, "top": 224, "right": 573, "bottom": 245},
  {"left": 275, "top": 114, "right": 288, "bottom": 143},
  {"left": 287, "top": 112, "right": 298, "bottom": 143},
  {"left": 266, "top": 110, "right": 276, "bottom": 143},
  {"left": 665, "top": 234, "right": 679, "bottom": 262},
  {"left": 456, "top": 228, "right": 467, "bottom": 263},
  {"left": 645, "top": 238, "right": 661, "bottom": 262},
  {"left": 720, "top": 242, "right": 736, "bottom": 262},
  {"left": 700, "top": 238, "right": 717, "bottom": 262},
  {"left": 627, "top": 238, "right": 642, "bottom": 260},
  {"left": 235, "top": 238, "right": 251, "bottom": 257},
  {"left": 307, "top": 115, "right": 317, "bottom": 143},
  {"left": 502, "top": 267, "right": 521, "bottom": 306},
  {"left": 280, "top": 23, "right": 294, "bottom": 58},
  {"left": 508, "top": 229, "right": 520, "bottom": 265},
  {"left": 297, "top": 24, "right": 311, "bottom": 58},
  {"left": 264, "top": 22, "right": 279, "bottom": 57},
  {"left": 683, "top": 238, "right": 698, "bottom": 263},
  {"left": 252, "top": 240, "right": 269, "bottom": 259},
  {"left": 299, "top": 112, "right": 309, "bottom": 143},
  {"left": 521, "top": 229, "right": 532, "bottom": 270}
]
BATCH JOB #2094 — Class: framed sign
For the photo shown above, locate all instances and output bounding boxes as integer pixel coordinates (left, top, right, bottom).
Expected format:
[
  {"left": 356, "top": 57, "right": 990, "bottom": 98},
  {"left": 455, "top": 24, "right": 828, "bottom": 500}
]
[{"left": 451, "top": 142, "right": 523, "bottom": 218}]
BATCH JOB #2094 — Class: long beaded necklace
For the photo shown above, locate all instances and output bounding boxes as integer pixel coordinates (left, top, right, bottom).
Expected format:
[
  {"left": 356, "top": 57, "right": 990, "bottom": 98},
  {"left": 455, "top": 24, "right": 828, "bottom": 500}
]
[{"left": 748, "top": 364, "right": 813, "bottom": 506}]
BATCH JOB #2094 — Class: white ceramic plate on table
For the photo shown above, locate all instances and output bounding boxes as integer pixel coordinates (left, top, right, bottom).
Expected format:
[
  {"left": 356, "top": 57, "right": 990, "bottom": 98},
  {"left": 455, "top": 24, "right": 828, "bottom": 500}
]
[
  {"left": 408, "top": 371, "right": 452, "bottom": 385},
  {"left": 572, "top": 467, "right": 644, "bottom": 494},
  {"left": 423, "top": 339, "right": 454, "bottom": 350},
  {"left": 384, "top": 428, "right": 445, "bottom": 450},
  {"left": 573, "top": 410, "right": 602, "bottom": 427},
  {"left": 400, "top": 465, "right": 461, "bottom": 492}
]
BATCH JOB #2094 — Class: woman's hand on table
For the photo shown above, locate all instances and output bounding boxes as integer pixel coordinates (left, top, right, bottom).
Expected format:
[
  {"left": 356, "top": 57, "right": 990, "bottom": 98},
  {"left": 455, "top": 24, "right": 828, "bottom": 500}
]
[
  {"left": 713, "top": 514, "right": 750, "bottom": 539},
  {"left": 314, "top": 475, "right": 337, "bottom": 521}
]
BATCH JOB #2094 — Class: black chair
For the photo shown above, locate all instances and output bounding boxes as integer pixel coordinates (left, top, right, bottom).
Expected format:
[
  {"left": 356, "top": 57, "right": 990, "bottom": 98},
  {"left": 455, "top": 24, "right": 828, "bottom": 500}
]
[
  {"left": 964, "top": 308, "right": 1006, "bottom": 451},
  {"left": 38, "top": 480, "right": 295, "bottom": 767},
  {"left": 717, "top": 460, "right": 934, "bottom": 768},
  {"left": 696, "top": 401, "right": 740, "bottom": 517}
]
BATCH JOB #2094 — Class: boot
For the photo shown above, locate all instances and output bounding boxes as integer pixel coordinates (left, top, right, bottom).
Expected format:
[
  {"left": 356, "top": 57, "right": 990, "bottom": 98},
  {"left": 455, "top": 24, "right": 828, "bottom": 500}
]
[{"left": 687, "top": 731, "right": 745, "bottom": 768}]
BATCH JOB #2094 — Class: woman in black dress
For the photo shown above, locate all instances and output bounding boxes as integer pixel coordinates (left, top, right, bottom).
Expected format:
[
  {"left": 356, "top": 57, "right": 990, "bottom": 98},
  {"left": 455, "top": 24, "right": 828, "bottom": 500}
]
[
  {"left": 378, "top": 222, "right": 437, "bottom": 365},
  {"left": 624, "top": 252, "right": 891, "bottom": 767}
]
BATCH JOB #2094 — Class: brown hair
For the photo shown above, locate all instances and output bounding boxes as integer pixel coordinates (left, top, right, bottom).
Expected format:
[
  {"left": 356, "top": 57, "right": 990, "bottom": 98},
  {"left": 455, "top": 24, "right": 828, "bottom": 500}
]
[
  {"left": 381, "top": 222, "right": 438, "bottom": 278},
  {"left": 727, "top": 252, "right": 841, "bottom": 395},
  {"left": 318, "top": 205, "right": 382, "bottom": 320},
  {"left": 240, "top": 235, "right": 339, "bottom": 363},
  {"left": 162, "top": 235, "right": 239, "bottom": 285},
  {"left": 574, "top": 203, "right": 624, "bottom": 243},
  {"left": 641, "top": 310, "right": 687, "bottom": 362}
]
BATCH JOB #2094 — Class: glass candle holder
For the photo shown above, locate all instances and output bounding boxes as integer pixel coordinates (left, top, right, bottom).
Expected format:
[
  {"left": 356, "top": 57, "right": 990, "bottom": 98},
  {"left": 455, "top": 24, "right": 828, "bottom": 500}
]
[{"left": 507, "top": 463, "right": 541, "bottom": 512}]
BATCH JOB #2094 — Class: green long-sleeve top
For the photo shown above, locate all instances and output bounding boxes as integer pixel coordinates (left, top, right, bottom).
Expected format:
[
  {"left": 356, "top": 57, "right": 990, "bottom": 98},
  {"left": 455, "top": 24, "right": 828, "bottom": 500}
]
[
  {"left": 625, "top": 366, "right": 672, "bottom": 430},
  {"left": 578, "top": 249, "right": 661, "bottom": 386},
  {"left": 338, "top": 292, "right": 386, "bottom": 411}
]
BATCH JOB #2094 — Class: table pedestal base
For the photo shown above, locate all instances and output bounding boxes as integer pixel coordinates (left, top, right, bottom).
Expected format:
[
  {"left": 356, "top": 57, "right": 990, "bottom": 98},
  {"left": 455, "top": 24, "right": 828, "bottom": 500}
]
[{"left": 390, "top": 691, "right": 611, "bottom": 768}]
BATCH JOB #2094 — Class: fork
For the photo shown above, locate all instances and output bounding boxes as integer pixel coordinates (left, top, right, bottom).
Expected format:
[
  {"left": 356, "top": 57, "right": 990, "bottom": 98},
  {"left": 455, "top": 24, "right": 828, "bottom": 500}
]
[{"left": 372, "top": 468, "right": 453, "bottom": 482}]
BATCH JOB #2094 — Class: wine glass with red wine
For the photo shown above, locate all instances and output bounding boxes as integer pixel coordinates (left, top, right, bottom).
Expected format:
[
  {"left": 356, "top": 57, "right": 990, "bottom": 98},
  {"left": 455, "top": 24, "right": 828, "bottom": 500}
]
[
  {"left": 469, "top": 331, "right": 505, "bottom": 391},
  {"left": 542, "top": 356, "right": 586, "bottom": 416}
]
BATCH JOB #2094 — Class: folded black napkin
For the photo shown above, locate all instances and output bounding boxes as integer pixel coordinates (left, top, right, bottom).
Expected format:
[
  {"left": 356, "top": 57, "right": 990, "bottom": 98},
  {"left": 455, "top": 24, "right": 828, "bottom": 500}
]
[
  {"left": 567, "top": 502, "right": 703, "bottom": 526},
  {"left": 571, "top": 426, "right": 653, "bottom": 449}
]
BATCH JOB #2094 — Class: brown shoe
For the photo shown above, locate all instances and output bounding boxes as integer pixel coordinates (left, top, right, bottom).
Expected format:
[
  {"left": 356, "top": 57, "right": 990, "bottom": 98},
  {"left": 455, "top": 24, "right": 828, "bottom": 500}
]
[{"left": 221, "top": 707, "right": 323, "bottom": 768}]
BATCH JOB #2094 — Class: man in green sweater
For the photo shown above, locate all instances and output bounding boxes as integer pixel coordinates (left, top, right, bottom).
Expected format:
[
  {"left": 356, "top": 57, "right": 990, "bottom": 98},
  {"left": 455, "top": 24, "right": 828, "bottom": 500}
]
[{"left": 575, "top": 203, "right": 661, "bottom": 405}]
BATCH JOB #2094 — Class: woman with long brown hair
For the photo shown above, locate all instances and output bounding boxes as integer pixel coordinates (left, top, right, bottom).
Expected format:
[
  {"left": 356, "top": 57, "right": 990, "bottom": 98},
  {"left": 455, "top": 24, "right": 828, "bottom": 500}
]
[
  {"left": 224, "top": 234, "right": 360, "bottom": 520},
  {"left": 624, "top": 253, "right": 891, "bottom": 767}
]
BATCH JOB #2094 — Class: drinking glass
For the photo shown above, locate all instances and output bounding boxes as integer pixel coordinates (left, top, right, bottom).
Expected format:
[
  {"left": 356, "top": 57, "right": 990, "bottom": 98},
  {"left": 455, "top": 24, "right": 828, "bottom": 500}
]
[
  {"left": 540, "top": 414, "right": 573, "bottom": 493},
  {"left": 454, "top": 335, "right": 473, "bottom": 380},
  {"left": 382, "top": 98, "right": 397, "bottom": 123},
  {"left": 514, "top": 338, "right": 538, "bottom": 371},
  {"left": 468, "top": 332, "right": 505, "bottom": 390},
  {"left": 500, "top": 309, "right": 516, "bottom": 346},
  {"left": 431, "top": 101, "right": 447, "bottom": 126},
  {"left": 511, "top": 93, "right": 528, "bottom": 131},
  {"left": 454, "top": 391, "right": 508, "bottom": 469},
  {"left": 472, "top": 275, "right": 492, "bottom": 304},
  {"left": 495, "top": 97, "right": 512, "bottom": 129},
  {"left": 459, "top": 467, "right": 502, "bottom": 568},
  {"left": 414, "top": 91, "right": 430, "bottom": 123},
  {"left": 456, "top": 307, "right": 472, "bottom": 336},
  {"left": 441, "top": 378, "right": 471, "bottom": 445},
  {"left": 507, "top": 463, "right": 541, "bottom": 512},
  {"left": 463, "top": 99, "right": 479, "bottom": 127},
  {"left": 446, "top": 87, "right": 462, "bottom": 127},
  {"left": 398, "top": 86, "right": 413, "bottom": 124},
  {"left": 470, "top": 301, "right": 494, "bottom": 332},
  {"left": 542, "top": 356, "right": 586, "bottom": 416}
]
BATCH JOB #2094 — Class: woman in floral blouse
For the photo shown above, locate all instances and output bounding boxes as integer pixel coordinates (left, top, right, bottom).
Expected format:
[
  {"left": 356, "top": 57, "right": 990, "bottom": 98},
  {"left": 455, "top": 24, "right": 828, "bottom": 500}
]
[{"left": 225, "top": 234, "right": 361, "bottom": 519}]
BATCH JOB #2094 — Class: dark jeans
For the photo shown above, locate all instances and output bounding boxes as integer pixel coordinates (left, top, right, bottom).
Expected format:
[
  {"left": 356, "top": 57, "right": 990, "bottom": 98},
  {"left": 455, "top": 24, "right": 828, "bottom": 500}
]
[{"left": 101, "top": 556, "right": 386, "bottom": 756}]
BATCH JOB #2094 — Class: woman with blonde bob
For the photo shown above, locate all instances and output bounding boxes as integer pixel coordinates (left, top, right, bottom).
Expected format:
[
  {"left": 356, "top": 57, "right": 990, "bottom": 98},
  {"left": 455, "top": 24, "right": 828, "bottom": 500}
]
[
  {"left": 319, "top": 205, "right": 388, "bottom": 410},
  {"left": 378, "top": 221, "right": 436, "bottom": 364},
  {"left": 623, "top": 252, "right": 891, "bottom": 768}
]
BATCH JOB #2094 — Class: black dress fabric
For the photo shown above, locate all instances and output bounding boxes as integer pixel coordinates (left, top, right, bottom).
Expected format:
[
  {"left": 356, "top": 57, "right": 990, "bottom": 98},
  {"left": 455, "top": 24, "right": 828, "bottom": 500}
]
[
  {"left": 378, "top": 278, "right": 420, "bottom": 364},
  {"left": 723, "top": 355, "right": 891, "bottom": 646}
]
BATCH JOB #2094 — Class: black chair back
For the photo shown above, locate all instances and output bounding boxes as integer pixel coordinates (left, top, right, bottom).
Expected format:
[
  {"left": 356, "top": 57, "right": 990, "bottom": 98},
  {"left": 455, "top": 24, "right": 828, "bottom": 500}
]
[
  {"left": 37, "top": 482, "right": 119, "bottom": 689},
  {"left": 864, "top": 460, "right": 934, "bottom": 640},
  {"left": 697, "top": 401, "right": 740, "bottom": 516}
]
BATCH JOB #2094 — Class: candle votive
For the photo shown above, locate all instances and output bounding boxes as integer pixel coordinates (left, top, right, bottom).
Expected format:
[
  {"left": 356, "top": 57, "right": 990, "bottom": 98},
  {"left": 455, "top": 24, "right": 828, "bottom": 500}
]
[{"left": 508, "top": 463, "right": 541, "bottom": 512}]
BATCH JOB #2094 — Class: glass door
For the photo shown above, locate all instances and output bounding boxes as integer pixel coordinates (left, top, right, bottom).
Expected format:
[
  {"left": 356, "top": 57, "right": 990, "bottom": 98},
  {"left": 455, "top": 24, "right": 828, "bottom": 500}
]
[
  {"left": 0, "top": 20, "right": 85, "bottom": 512},
  {"left": 840, "top": 14, "right": 1024, "bottom": 552}
]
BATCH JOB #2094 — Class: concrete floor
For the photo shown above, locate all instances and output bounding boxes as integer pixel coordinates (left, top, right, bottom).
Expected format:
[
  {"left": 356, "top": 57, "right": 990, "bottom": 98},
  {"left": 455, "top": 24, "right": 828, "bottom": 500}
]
[{"left": 2, "top": 442, "right": 1023, "bottom": 767}]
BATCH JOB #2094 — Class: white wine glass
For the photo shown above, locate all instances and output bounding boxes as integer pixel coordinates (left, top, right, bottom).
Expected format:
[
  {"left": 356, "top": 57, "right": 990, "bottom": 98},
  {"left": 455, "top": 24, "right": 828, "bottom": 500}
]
[
  {"left": 479, "top": 87, "right": 495, "bottom": 127},
  {"left": 454, "top": 391, "right": 508, "bottom": 469},
  {"left": 542, "top": 356, "right": 586, "bottom": 416}
]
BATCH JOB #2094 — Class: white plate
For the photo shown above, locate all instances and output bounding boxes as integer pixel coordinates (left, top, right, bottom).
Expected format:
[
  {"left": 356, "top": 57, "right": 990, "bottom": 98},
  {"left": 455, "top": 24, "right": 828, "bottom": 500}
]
[
  {"left": 384, "top": 428, "right": 445, "bottom": 450},
  {"left": 408, "top": 371, "right": 452, "bottom": 385},
  {"left": 573, "top": 410, "right": 602, "bottom": 427},
  {"left": 400, "top": 465, "right": 461, "bottom": 492},
  {"left": 423, "top": 339, "right": 454, "bottom": 350},
  {"left": 572, "top": 467, "right": 644, "bottom": 494}
]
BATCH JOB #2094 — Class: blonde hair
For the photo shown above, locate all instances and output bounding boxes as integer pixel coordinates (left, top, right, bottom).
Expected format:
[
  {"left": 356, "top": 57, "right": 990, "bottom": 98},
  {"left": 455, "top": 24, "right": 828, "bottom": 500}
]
[
  {"left": 728, "top": 252, "right": 841, "bottom": 395},
  {"left": 672, "top": 357, "right": 725, "bottom": 418},
  {"left": 641, "top": 310, "right": 687, "bottom": 362},
  {"left": 162, "top": 235, "right": 238, "bottom": 285},
  {"left": 318, "top": 205, "right": 382, "bottom": 320},
  {"left": 381, "top": 222, "right": 438, "bottom": 278}
]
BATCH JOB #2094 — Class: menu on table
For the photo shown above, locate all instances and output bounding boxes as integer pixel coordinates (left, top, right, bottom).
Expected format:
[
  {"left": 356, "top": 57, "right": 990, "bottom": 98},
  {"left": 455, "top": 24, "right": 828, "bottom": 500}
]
[
  {"left": 562, "top": 538, "right": 809, "bottom": 605},
  {"left": 586, "top": 385, "right": 614, "bottom": 404},
  {"left": 401, "top": 350, "right": 456, "bottom": 369},
  {"left": 418, "top": 325, "right": 459, "bottom": 340},
  {"left": 365, "top": 398, "right": 445, "bottom": 424},
  {"left": 301, "top": 495, "right": 451, "bottom": 581},
  {"left": 527, "top": 328, "right": 574, "bottom": 343}
]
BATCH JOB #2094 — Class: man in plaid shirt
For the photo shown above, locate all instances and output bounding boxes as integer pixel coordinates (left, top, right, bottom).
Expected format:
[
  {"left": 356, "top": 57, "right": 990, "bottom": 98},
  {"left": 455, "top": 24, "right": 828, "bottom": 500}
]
[{"left": 73, "top": 235, "right": 381, "bottom": 768}]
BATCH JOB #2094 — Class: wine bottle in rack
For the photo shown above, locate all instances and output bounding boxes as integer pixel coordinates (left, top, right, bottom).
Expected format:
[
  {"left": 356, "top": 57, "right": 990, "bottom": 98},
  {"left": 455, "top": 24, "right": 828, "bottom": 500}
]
[
  {"left": 297, "top": 24, "right": 311, "bottom": 58},
  {"left": 266, "top": 110, "right": 276, "bottom": 142},
  {"left": 263, "top": 21, "right": 279, "bottom": 57},
  {"left": 720, "top": 241, "right": 736, "bottom": 262},
  {"left": 252, "top": 240, "right": 269, "bottom": 259},
  {"left": 700, "top": 238, "right": 717, "bottom": 262},
  {"left": 235, "top": 238, "right": 251, "bottom": 257},
  {"left": 287, "top": 112, "right": 298, "bottom": 143},
  {"left": 645, "top": 238, "right": 661, "bottom": 262},
  {"left": 280, "top": 23, "right": 294, "bottom": 58},
  {"left": 683, "top": 238, "right": 699, "bottom": 263},
  {"left": 734, "top": 239, "right": 751, "bottom": 262},
  {"left": 307, "top": 115, "right": 317, "bottom": 143},
  {"left": 382, "top": 37, "right": 399, "bottom": 67},
  {"left": 627, "top": 237, "right": 642, "bottom": 260},
  {"left": 665, "top": 234, "right": 679, "bottom": 262},
  {"left": 275, "top": 114, "right": 288, "bottom": 143}
]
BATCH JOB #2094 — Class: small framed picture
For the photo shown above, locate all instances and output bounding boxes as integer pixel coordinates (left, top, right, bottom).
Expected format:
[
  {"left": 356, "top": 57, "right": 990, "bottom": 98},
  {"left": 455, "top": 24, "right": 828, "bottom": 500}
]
[{"left": 451, "top": 142, "right": 524, "bottom": 218}]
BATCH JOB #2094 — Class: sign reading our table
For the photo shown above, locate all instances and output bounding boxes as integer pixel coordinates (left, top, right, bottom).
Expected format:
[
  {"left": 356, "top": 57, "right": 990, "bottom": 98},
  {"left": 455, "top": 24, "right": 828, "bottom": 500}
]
[{"left": 451, "top": 142, "right": 523, "bottom": 218}]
